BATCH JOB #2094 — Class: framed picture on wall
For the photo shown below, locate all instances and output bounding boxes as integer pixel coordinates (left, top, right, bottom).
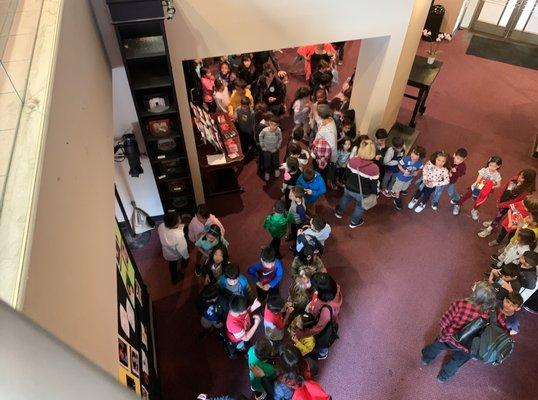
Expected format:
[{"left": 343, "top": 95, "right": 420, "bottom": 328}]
[
  {"left": 135, "top": 279, "right": 143, "bottom": 306},
  {"left": 130, "top": 347, "right": 140, "bottom": 377},
  {"left": 118, "top": 336, "right": 129, "bottom": 369},
  {"left": 141, "top": 387, "right": 149, "bottom": 400}
]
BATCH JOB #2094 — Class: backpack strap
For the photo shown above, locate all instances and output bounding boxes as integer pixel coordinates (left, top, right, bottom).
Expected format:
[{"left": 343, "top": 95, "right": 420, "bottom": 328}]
[
  {"left": 318, "top": 304, "right": 334, "bottom": 323},
  {"left": 489, "top": 309, "right": 497, "bottom": 324}
]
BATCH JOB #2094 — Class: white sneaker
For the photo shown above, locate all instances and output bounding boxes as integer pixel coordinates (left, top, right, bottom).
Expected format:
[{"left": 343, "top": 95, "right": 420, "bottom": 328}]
[
  {"left": 414, "top": 203, "right": 426, "bottom": 213},
  {"left": 453, "top": 204, "right": 460, "bottom": 215},
  {"left": 408, "top": 198, "right": 418, "bottom": 209},
  {"left": 274, "top": 170, "right": 281, "bottom": 178},
  {"left": 482, "top": 220, "right": 493, "bottom": 227},
  {"left": 450, "top": 199, "right": 458, "bottom": 205},
  {"left": 471, "top": 209, "right": 479, "bottom": 221},
  {"left": 264, "top": 173, "right": 270, "bottom": 181},
  {"left": 431, "top": 203, "right": 438, "bottom": 211},
  {"left": 477, "top": 226, "right": 493, "bottom": 238},
  {"left": 381, "top": 189, "right": 392, "bottom": 198}
]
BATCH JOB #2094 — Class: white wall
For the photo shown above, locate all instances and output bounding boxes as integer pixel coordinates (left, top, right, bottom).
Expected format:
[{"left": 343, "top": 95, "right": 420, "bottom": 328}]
[
  {"left": 113, "top": 67, "right": 163, "bottom": 221},
  {"left": 462, "top": 0, "right": 480, "bottom": 28},
  {"left": 165, "top": 0, "right": 420, "bottom": 202},
  {"left": 22, "top": 0, "right": 118, "bottom": 377}
]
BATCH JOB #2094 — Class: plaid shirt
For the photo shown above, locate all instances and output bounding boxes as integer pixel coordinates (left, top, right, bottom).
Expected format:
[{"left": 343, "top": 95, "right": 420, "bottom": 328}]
[
  {"left": 439, "top": 299, "right": 506, "bottom": 352},
  {"left": 310, "top": 138, "right": 331, "bottom": 170}
]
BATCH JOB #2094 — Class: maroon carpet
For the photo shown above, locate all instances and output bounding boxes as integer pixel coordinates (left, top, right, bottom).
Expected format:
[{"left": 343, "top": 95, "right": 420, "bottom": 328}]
[{"left": 132, "top": 33, "right": 538, "bottom": 400}]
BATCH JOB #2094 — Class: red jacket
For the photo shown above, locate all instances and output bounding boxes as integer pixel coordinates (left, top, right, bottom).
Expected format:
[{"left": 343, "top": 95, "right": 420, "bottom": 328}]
[
  {"left": 501, "top": 200, "right": 529, "bottom": 232},
  {"left": 497, "top": 176, "right": 530, "bottom": 209}
]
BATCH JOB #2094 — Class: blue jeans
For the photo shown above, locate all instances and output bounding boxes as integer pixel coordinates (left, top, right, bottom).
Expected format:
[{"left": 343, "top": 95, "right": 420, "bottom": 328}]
[
  {"left": 335, "top": 188, "right": 364, "bottom": 225},
  {"left": 431, "top": 183, "right": 459, "bottom": 205}
]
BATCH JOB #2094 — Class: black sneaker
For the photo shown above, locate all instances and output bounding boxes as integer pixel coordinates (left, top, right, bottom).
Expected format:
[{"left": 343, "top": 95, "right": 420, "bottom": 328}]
[
  {"left": 401, "top": 190, "right": 408, "bottom": 196},
  {"left": 393, "top": 198, "right": 402, "bottom": 210},
  {"left": 349, "top": 219, "right": 365, "bottom": 229},
  {"left": 490, "top": 254, "right": 499, "bottom": 263},
  {"left": 436, "top": 375, "right": 449, "bottom": 384}
]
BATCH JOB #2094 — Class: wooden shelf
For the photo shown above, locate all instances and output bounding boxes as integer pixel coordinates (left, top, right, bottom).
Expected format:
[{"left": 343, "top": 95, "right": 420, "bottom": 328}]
[
  {"left": 144, "top": 130, "right": 181, "bottom": 142},
  {"left": 132, "top": 74, "right": 171, "bottom": 91}
]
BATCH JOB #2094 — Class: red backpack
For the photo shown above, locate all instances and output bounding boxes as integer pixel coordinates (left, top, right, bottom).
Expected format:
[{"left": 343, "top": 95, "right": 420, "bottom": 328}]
[{"left": 291, "top": 380, "right": 331, "bottom": 400}]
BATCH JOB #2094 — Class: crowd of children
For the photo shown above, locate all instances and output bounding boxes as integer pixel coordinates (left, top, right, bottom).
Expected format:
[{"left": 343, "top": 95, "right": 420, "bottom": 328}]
[
  {"left": 162, "top": 43, "right": 538, "bottom": 397},
  {"left": 181, "top": 201, "right": 340, "bottom": 400}
]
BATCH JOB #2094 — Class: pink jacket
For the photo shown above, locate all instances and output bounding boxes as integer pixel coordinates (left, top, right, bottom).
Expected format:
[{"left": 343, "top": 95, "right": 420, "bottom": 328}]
[{"left": 187, "top": 214, "right": 225, "bottom": 243}]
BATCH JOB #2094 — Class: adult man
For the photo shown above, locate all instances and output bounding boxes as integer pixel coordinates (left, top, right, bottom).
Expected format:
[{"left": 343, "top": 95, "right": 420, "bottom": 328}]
[
  {"left": 315, "top": 104, "right": 338, "bottom": 190},
  {"left": 157, "top": 212, "right": 189, "bottom": 283},
  {"left": 421, "top": 281, "right": 506, "bottom": 383}
]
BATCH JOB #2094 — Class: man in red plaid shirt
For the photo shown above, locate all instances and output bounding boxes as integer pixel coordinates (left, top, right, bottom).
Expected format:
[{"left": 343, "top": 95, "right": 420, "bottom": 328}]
[{"left": 421, "top": 281, "right": 507, "bottom": 383}]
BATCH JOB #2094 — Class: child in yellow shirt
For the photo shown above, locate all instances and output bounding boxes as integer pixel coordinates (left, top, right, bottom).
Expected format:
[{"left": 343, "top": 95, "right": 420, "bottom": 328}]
[{"left": 290, "top": 313, "right": 316, "bottom": 356}]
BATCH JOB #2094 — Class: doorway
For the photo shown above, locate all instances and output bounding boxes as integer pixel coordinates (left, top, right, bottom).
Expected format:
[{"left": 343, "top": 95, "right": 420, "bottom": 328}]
[{"left": 470, "top": 0, "right": 538, "bottom": 45}]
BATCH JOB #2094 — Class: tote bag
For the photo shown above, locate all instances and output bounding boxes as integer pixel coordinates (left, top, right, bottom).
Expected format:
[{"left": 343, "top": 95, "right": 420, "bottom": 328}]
[{"left": 357, "top": 174, "right": 377, "bottom": 210}]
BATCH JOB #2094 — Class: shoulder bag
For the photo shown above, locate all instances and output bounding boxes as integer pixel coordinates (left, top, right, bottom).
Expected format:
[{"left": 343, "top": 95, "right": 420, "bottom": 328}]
[{"left": 357, "top": 169, "right": 377, "bottom": 210}]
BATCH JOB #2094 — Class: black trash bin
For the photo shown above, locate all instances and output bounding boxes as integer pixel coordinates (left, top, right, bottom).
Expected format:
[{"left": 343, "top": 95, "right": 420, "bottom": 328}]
[{"left": 423, "top": 4, "right": 445, "bottom": 40}]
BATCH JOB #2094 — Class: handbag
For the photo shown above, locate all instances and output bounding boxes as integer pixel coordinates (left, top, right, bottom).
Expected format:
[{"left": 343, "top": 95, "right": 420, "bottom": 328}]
[
  {"left": 357, "top": 169, "right": 377, "bottom": 210},
  {"left": 452, "top": 316, "right": 489, "bottom": 347}
]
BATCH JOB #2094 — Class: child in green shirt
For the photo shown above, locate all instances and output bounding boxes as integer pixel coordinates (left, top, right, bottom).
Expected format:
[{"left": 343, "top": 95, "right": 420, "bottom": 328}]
[
  {"left": 248, "top": 338, "right": 276, "bottom": 397},
  {"left": 263, "top": 200, "right": 294, "bottom": 259}
]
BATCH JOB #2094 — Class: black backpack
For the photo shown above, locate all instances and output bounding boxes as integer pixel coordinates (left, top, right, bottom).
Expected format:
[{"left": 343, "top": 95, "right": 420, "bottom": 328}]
[
  {"left": 470, "top": 310, "right": 514, "bottom": 365},
  {"left": 314, "top": 305, "right": 339, "bottom": 349}
]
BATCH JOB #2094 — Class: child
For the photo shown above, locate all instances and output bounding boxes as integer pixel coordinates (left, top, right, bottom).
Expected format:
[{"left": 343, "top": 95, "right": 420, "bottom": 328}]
[
  {"left": 248, "top": 247, "right": 284, "bottom": 301},
  {"left": 263, "top": 200, "right": 294, "bottom": 259},
  {"left": 281, "top": 156, "right": 301, "bottom": 211},
  {"left": 200, "top": 68, "right": 215, "bottom": 112},
  {"left": 288, "top": 273, "right": 313, "bottom": 316},
  {"left": 217, "top": 60, "right": 232, "bottom": 86},
  {"left": 259, "top": 113, "right": 282, "bottom": 181},
  {"left": 381, "top": 136, "right": 405, "bottom": 192},
  {"left": 264, "top": 295, "right": 293, "bottom": 342},
  {"left": 195, "top": 224, "right": 229, "bottom": 260},
  {"left": 248, "top": 338, "right": 276, "bottom": 399},
  {"left": 490, "top": 196, "right": 538, "bottom": 246},
  {"left": 335, "top": 137, "right": 353, "bottom": 186},
  {"left": 226, "top": 295, "right": 262, "bottom": 353},
  {"left": 237, "top": 54, "right": 257, "bottom": 88},
  {"left": 430, "top": 148, "right": 468, "bottom": 211},
  {"left": 218, "top": 263, "right": 254, "bottom": 301},
  {"left": 455, "top": 155, "right": 502, "bottom": 220},
  {"left": 478, "top": 168, "right": 535, "bottom": 238},
  {"left": 374, "top": 128, "right": 389, "bottom": 185},
  {"left": 234, "top": 96, "right": 256, "bottom": 159},
  {"left": 291, "top": 243, "right": 326, "bottom": 278},
  {"left": 310, "top": 59, "right": 333, "bottom": 95},
  {"left": 197, "top": 242, "right": 229, "bottom": 284},
  {"left": 408, "top": 151, "right": 450, "bottom": 213},
  {"left": 291, "top": 87, "right": 311, "bottom": 133},
  {"left": 310, "top": 136, "right": 332, "bottom": 176},
  {"left": 491, "top": 228, "right": 535, "bottom": 268},
  {"left": 337, "top": 119, "right": 354, "bottom": 143},
  {"left": 299, "top": 215, "right": 331, "bottom": 248},
  {"left": 288, "top": 186, "right": 308, "bottom": 243},
  {"left": 214, "top": 79, "right": 230, "bottom": 113},
  {"left": 288, "top": 132, "right": 312, "bottom": 171},
  {"left": 296, "top": 167, "right": 327, "bottom": 216},
  {"left": 290, "top": 313, "right": 316, "bottom": 356},
  {"left": 502, "top": 292, "right": 524, "bottom": 335},
  {"left": 195, "top": 284, "right": 226, "bottom": 330},
  {"left": 227, "top": 78, "right": 253, "bottom": 117},
  {"left": 390, "top": 146, "right": 426, "bottom": 211}
]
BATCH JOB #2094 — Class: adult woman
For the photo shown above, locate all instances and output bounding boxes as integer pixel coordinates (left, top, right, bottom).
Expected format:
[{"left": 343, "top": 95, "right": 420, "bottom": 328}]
[
  {"left": 255, "top": 65, "right": 286, "bottom": 116},
  {"left": 334, "top": 139, "right": 379, "bottom": 228},
  {"left": 198, "top": 242, "right": 229, "bottom": 285},
  {"left": 478, "top": 168, "right": 536, "bottom": 238},
  {"left": 296, "top": 272, "right": 342, "bottom": 360},
  {"left": 297, "top": 43, "right": 336, "bottom": 82}
]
